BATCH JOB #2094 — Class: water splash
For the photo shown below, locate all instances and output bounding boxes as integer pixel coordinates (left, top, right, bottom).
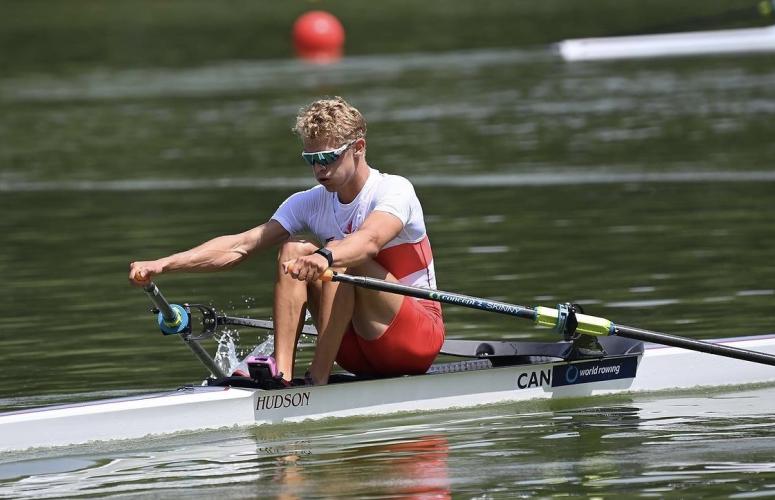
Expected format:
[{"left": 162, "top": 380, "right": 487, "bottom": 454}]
[
  {"left": 230, "top": 336, "right": 275, "bottom": 376},
  {"left": 213, "top": 329, "right": 241, "bottom": 376},
  {"left": 209, "top": 329, "right": 276, "bottom": 379}
]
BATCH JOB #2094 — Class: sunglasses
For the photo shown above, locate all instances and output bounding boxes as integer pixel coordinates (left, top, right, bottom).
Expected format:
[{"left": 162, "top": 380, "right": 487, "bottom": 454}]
[{"left": 301, "top": 140, "right": 355, "bottom": 167}]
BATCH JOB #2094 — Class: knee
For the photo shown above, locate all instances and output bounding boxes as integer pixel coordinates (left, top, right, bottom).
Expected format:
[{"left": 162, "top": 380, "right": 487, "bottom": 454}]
[{"left": 277, "top": 240, "right": 317, "bottom": 262}]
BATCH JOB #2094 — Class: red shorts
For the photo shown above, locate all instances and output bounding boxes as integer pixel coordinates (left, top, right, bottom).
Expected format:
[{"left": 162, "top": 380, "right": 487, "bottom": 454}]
[{"left": 335, "top": 297, "right": 445, "bottom": 377}]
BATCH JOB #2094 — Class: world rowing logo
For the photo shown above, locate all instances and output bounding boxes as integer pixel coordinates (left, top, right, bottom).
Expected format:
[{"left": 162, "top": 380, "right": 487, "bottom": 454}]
[
  {"left": 565, "top": 365, "right": 579, "bottom": 384},
  {"left": 551, "top": 357, "right": 638, "bottom": 388}
]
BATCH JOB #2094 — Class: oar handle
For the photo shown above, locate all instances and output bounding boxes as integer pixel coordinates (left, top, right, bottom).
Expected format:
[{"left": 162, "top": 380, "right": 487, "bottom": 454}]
[{"left": 281, "top": 262, "right": 336, "bottom": 282}]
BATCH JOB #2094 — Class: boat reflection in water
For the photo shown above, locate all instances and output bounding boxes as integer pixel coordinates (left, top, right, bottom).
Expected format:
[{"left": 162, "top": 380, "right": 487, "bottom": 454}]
[
  {"left": 270, "top": 435, "right": 451, "bottom": 499},
  {"left": 3, "top": 386, "right": 775, "bottom": 498}
]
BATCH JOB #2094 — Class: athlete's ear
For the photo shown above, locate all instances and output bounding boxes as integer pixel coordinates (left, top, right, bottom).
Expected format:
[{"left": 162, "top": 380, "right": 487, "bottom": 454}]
[{"left": 354, "top": 138, "right": 366, "bottom": 155}]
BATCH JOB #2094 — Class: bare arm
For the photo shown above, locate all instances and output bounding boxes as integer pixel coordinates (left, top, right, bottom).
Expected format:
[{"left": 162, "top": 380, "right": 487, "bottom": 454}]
[
  {"left": 129, "top": 219, "right": 290, "bottom": 284},
  {"left": 283, "top": 211, "right": 403, "bottom": 281},
  {"left": 329, "top": 211, "right": 403, "bottom": 267}
]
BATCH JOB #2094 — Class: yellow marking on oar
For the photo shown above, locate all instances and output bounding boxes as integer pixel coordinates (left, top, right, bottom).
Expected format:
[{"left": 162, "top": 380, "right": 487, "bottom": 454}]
[{"left": 535, "top": 306, "right": 614, "bottom": 336}]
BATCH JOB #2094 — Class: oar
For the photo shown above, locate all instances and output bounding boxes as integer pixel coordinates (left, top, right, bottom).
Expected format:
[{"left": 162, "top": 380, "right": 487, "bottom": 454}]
[
  {"left": 140, "top": 280, "right": 227, "bottom": 379},
  {"left": 216, "top": 315, "right": 578, "bottom": 359},
  {"left": 218, "top": 315, "right": 319, "bottom": 336},
  {"left": 321, "top": 270, "right": 775, "bottom": 367}
]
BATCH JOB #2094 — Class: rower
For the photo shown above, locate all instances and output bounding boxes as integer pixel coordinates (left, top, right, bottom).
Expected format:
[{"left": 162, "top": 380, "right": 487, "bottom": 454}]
[{"left": 129, "top": 96, "right": 445, "bottom": 386}]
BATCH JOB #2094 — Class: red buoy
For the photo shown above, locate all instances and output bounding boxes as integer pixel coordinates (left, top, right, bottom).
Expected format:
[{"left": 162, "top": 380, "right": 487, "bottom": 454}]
[{"left": 292, "top": 11, "right": 345, "bottom": 63}]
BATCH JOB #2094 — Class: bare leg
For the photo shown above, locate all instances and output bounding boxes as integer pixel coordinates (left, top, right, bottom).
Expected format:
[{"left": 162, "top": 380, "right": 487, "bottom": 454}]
[
  {"left": 273, "top": 240, "right": 318, "bottom": 381},
  {"left": 305, "top": 242, "right": 405, "bottom": 384},
  {"left": 307, "top": 274, "right": 354, "bottom": 384},
  {"left": 350, "top": 259, "right": 405, "bottom": 340}
]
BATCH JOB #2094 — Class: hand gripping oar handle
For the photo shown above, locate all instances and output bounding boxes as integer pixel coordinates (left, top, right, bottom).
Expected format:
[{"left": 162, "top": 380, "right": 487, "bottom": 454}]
[
  {"left": 321, "top": 270, "right": 775, "bottom": 367},
  {"left": 140, "top": 280, "right": 227, "bottom": 379}
]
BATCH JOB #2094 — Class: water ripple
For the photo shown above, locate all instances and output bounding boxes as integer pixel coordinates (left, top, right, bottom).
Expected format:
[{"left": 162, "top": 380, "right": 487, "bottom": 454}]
[{"left": 3, "top": 169, "right": 775, "bottom": 192}]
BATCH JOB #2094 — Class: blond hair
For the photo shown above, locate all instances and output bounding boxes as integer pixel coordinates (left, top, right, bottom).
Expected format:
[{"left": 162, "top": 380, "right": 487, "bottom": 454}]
[{"left": 293, "top": 96, "right": 367, "bottom": 144}]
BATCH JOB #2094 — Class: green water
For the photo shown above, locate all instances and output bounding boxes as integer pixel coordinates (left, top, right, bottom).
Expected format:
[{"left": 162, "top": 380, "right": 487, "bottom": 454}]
[{"left": 1, "top": 1, "right": 775, "bottom": 497}]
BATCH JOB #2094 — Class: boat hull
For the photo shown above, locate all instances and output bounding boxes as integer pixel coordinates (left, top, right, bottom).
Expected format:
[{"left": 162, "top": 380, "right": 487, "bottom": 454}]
[{"left": 2, "top": 334, "right": 774, "bottom": 452}]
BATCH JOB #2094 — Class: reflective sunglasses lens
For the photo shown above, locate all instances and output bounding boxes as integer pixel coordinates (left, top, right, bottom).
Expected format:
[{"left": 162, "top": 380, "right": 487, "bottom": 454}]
[
  {"left": 319, "top": 152, "right": 339, "bottom": 165},
  {"left": 302, "top": 153, "right": 316, "bottom": 166},
  {"left": 301, "top": 141, "right": 353, "bottom": 167},
  {"left": 302, "top": 151, "right": 340, "bottom": 167}
]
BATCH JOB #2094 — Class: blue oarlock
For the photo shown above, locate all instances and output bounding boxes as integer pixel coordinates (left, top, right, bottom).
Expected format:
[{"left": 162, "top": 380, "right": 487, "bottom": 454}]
[{"left": 157, "top": 303, "right": 189, "bottom": 335}]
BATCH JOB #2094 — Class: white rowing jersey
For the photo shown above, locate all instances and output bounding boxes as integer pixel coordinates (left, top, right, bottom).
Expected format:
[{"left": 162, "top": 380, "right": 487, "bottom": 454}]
[{"left": 271, "top": 167, "right": 437, "bottom": 291}]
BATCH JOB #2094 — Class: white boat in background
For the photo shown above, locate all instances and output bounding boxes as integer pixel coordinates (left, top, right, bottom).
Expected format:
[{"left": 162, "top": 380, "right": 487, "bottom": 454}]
[
  {"left": 1, "top": 334, "right": 775, "bottom": 452},
  {"left": 557, "top": 25, "right": 775, "bottom": 61}
]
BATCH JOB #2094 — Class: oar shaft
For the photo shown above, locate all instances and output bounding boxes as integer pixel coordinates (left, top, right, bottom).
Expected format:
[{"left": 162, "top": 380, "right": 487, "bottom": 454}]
[
  {"left": 323, "top": 270, "right": 775, "bottom": 368},
  {"left": 219, "top": 315, "right": 318, "bottom": 336},
  {"left": 184, "top": 338, "right": 228, "bottom": 379},
  {"left": 327, "top": 272, "right": 536, "bottom": 321},
  {"left": 616, "top": 325, "right": 775, "bottom": 366},
  {"left": 142, "top": 282, "right": 177, "bottom": 322},
  {"left": 142, "top": 281, "right": 227, "bottom": 379},
  {"left": 216, "top": 316, "right": 579, "bottom": 359}
]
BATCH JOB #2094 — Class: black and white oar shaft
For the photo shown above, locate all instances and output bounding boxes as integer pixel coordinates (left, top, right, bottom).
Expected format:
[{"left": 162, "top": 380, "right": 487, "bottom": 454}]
[
  {"left": 321, "top": 270, "right": 775, "bottom": 367},
  {"left": 614, "top": 325, "right": 775, "bottom": 366},
  {"left": 321, "top": 270, "right": 535, "bottom": 320}
]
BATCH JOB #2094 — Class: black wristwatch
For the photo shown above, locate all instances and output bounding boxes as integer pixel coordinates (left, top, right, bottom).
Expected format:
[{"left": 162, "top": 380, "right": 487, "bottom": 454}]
[{"left": 314, "top": 247, "right": 334, "bottom": 267}]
